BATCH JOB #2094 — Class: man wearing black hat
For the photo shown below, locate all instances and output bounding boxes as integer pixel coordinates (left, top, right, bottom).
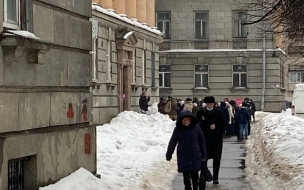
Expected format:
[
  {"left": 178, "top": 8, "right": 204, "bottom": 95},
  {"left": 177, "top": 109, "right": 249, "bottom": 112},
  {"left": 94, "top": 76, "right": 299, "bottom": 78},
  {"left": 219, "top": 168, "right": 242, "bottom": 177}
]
[{"left": 196, "top": 96, "right": 227, "bottom": 185}]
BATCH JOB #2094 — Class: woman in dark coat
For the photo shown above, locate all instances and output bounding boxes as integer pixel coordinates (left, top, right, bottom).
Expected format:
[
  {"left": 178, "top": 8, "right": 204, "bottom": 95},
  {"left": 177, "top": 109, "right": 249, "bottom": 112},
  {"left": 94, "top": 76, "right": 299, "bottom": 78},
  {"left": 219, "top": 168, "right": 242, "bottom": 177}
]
[
  {"left": 166, "top": 110, "right": 207, "bottom": 190},
  {"left": 196, "top": 96, "right": 227, "bottom": 185}
]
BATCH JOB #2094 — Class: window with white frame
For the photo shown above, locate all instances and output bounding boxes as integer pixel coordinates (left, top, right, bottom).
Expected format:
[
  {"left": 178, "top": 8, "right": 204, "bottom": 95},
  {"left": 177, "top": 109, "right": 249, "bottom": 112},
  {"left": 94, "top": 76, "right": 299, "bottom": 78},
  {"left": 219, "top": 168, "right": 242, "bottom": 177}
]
[
  {"left": 194, "top": 65, "right": 209, "bottom": 88},
  {"left": 156, "top": 12, "right": 170, "bottom": 39},
  {"left": 233, "top": 65, "right": 247, "bottom": 87},
  {"left": 3, "top": 0, "right": 32, "bottom": 31},
  {"left": 159, "top": 65, "right": 171, "bottom": 87},
  {"left": 233, "top": 11, "right": 247, "bottom": 38},
  {"left": 289, "top": 71, "right": 304, "bottom": 83},
  {"left": 195, "top": 11, "right": 208, "bottom": 39}
]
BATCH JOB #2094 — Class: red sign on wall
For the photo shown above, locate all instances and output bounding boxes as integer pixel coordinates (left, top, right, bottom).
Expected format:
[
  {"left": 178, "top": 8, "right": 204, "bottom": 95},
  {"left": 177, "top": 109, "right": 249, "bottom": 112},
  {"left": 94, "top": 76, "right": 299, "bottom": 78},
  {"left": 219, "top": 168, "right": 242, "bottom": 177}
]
[{"left": 84, "top": 134, "right": 91, "bottom": 154}]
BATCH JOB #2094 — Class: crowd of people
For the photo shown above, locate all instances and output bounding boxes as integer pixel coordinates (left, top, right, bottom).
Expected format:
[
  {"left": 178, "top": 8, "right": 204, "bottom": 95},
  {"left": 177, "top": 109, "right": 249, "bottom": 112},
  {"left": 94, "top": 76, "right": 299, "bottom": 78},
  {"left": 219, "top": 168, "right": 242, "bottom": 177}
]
[
  {"left": 157, "top": 95, "right": 256, "bottom": 140},
  {"left": 139, "top": 93, "right": 256, "bottom": 190}
]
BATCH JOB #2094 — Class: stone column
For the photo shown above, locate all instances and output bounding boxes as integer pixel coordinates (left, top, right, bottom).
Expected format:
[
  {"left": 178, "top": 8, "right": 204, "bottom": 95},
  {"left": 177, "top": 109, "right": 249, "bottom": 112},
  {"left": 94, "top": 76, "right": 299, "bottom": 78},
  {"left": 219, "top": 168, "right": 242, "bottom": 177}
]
[
  {"left": 125, "top": 0, "right": 137, "bottom": 19},
  {"left": 113, "top": 0, "right": 126, "bottom": 14},
  {"left": 136, "top": 0, "right": 146, "bottom": 24},
  {"left": 146, "top": 0, "right": 155, "bottom": 27},
  {"left": 100, "top": 0, "right": 112, "bottom": 9}
]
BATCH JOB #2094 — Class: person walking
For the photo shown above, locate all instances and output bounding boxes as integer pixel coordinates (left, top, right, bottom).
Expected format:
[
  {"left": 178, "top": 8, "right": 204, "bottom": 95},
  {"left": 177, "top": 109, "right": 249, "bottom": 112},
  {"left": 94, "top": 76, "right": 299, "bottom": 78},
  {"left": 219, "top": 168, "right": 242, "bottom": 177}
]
[
  {"left": 218, "top": 102, "right": 230, "bottom": 137},
  {"left": 183, "top": 98, "right": 194, "bottom": 112},
  {"left": 237, "top": 103, "right": 250, "bottom": 141},
  {"left": 158, "top": 97, "right": 166, "bottom": 114},
  {"left": 226, "top": 102, "right": 235, "bottom": 137},
  {"left": 248, "top": 99, "right": 256, "bottom": 122},
  {"left": 139, "top": 91, "right": 150, "bottom": 113},
  {"left": 196, "top": 96, "right": 227, "bottom": 185},
  {"left": 166, "top": 110, "right": 207, "bottom": 190},
  {"left": 164, "top": 96, "right": 178, "bottom": 121}
]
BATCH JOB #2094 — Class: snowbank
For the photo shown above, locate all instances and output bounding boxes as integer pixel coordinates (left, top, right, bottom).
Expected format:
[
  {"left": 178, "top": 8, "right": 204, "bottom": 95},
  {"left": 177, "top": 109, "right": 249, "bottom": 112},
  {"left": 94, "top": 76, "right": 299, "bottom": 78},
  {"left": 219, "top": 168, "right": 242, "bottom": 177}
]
[
  {"left": 39, "top": 168, "right": 104, "bottom": 190},
  {"left": 246, "top": 109, "right": 304, "bottom": 190},
  {"left": 97, "top": 103, "right": 177, "bottom": 189}
]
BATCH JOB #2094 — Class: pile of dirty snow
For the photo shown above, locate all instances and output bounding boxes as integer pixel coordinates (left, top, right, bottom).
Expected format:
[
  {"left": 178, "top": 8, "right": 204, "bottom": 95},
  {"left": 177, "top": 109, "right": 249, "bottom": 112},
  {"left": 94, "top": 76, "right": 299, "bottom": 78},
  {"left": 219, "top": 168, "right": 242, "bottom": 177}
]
[
  {"left": 246, "top": 109, "right": 304, "bottom": 190},
  {"left": 39, "top": 168, "right": 104, "bottom": 190},
  {"left": 97, "top": 102, "right": 177, "bottom": 189}
]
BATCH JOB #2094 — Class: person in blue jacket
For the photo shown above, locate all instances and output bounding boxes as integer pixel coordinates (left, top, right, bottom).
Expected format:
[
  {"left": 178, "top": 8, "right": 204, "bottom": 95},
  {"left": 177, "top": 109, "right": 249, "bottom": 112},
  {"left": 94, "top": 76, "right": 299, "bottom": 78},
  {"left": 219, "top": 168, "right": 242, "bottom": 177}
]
[
  {"left": 237, "top": 102, "right": 250, "bottom": 141},
  {"left": 166, "top": 110, "right": 207, "bottom": 190}
]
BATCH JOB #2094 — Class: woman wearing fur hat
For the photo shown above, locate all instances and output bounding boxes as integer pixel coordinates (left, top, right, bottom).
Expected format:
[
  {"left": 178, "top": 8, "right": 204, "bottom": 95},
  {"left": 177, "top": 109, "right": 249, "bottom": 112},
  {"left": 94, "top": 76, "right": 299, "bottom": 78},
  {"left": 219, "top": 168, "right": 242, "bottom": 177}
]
[
  {"left": 196, "top": 96, "right": 227, "bottom": 185},
  {"left": 183, "top": 98, "right": 194, "bottom": 112}
]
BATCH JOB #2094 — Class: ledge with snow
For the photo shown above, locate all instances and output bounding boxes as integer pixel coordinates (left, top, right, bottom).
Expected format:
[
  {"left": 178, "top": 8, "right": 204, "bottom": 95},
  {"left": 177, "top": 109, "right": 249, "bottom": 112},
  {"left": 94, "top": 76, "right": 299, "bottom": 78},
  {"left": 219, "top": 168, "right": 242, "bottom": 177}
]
[{"left": 0, "top": 30, "right": 50, "bottom": 64}]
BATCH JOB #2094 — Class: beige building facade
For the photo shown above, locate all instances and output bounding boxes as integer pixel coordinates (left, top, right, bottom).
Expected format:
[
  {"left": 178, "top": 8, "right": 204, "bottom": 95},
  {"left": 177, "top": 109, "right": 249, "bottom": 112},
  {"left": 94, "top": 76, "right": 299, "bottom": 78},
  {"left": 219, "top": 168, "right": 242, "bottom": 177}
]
[
  {"left": 156, "top": 0, "right": 286, "bottom": 112},
  {"left": 0, "top": 0, "right": 96, "bottom": 189},
  {"left": 91, "top": 1, "right": 162, "bottom": 124}
]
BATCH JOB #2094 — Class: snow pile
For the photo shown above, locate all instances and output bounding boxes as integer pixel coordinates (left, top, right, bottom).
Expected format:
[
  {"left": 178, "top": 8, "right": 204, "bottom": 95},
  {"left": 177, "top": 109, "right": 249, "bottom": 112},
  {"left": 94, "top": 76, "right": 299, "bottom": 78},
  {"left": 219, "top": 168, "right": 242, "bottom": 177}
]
[
  {"left": 97, "top": 104, "right": 177, "bottom": 189},
  {"left": 295, "top": 83, "right": 304, "bottom": 89},
  {"left": 39, "top": 168, "right": 104, "bottom": 190},
  {"left": 246, "top": 109, "right": 304, "bottom": 190}
]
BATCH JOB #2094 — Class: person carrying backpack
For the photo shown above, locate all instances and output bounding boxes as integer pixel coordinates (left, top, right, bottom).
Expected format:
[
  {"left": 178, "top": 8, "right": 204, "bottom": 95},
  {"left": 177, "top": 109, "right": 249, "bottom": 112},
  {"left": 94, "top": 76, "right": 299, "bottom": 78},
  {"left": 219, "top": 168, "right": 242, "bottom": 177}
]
[
  {"left": 164, "top": 96, "right": 178, "bottom": 121},
  {"left": 158, "top": 97, "right": 166, "bottom": 114}
]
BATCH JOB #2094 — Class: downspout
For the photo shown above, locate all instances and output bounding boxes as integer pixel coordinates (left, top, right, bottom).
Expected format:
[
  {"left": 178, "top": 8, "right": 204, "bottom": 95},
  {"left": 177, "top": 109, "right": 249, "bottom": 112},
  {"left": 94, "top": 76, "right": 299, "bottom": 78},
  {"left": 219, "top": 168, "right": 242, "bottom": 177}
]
[{"left": 261, "top": 0, "right": 266, "bottom": 111}]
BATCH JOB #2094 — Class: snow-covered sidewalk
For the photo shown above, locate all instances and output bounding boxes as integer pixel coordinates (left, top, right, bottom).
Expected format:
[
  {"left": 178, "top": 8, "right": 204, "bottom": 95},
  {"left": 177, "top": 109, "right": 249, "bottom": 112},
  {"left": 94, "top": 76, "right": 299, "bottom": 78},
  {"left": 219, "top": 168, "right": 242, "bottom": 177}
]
[{"left": 246, "top": 110, "right": 304, "bottom": 190}]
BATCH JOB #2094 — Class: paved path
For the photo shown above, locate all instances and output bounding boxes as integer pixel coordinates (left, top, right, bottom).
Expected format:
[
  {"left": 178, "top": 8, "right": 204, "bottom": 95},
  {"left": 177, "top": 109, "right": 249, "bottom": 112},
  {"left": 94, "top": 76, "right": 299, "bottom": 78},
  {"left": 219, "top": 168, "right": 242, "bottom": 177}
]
[{"left": 172, "top": 137, "right": 252, "bottom": 190}]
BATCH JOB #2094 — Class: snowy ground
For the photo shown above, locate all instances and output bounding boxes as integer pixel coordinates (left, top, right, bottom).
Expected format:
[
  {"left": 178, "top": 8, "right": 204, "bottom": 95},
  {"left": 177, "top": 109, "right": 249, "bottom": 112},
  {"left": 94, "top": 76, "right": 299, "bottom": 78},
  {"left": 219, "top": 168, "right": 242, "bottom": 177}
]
[
  {"left": 246, "top": 109, "right": 304, "bottom": 190},
  {"left": 40, "top": 107, "right": 304, "bottom": 190},
  {"left": 40, "top": 103, "right": 177, "bottom": 190},
  {"left": 95, "top": 103, "right": 177, "bottom": 189}
]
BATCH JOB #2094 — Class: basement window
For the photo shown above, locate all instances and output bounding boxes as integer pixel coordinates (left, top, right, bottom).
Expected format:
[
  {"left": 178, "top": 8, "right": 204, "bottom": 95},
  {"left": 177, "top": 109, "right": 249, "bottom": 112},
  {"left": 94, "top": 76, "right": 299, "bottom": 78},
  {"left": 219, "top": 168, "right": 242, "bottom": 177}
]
[{"left": 8, "top": 158, "right": 25, "bottom": 190}]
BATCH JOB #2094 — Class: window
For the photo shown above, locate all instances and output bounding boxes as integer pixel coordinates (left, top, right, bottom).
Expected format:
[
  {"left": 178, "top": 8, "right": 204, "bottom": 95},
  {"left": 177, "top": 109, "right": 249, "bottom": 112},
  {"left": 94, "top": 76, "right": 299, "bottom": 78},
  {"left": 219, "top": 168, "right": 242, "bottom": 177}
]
[
  {"left": 233, "top": 65, "right": 247, "bottom": 87},
  {"left": 289, "top": 71, "right": 304, "bottom": 83},
  {"left": 233, "top": 11, "right": 247, "bottom": 38},
  {"left": 151, "top": 52, "right": 155, "bottom": 87},
  {"left": 142, "top": 50, "right": 147, "bottom": 84},
  {"left": 8, "top": 158, "right": 24, "bottom": 190},
  {"left": 194, "top": 65, "right": 209, "bottom": 88},
  {"left": 156, "top": 12, "right": 170, "bottom": 39},
  {"left": 3, "top": 0, "right": 32, "bottom": 31},
  {"left": 159, "top": 65, "right": 171, "bottom": 87},
  {"left": 194, "top": 12, "right": 208, "bottom": 39},
  {"left": 132, "top": 49, "right": 136, "bottom": 84}
]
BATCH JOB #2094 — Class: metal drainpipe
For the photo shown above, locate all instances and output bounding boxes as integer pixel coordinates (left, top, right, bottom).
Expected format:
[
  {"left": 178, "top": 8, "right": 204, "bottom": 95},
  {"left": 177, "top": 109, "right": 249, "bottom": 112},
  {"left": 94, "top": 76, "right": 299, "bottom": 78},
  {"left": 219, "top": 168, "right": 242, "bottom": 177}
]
[{"left": 261, "top": 0, "right": 266, "bottom": 112}]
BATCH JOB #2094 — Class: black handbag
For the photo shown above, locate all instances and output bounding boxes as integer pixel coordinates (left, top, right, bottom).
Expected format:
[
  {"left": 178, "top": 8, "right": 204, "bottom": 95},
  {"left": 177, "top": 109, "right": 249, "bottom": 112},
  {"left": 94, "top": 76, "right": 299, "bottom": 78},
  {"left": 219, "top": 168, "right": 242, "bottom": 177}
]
[{"left": 200, "top": 161, "right": 213, "bottom": 182}]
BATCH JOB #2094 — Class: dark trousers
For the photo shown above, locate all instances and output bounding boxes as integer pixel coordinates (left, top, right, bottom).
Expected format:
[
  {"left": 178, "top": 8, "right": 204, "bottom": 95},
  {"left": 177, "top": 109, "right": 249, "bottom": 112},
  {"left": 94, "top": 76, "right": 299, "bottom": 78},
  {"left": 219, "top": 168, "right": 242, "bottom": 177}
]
[
  {"left": 252, "top": 111, "right": 256, "bottom": 121},
  {"left": 183, "top": 171, "right": 199, "bottom": 190},
  {"left": 213, "top": 159, "right": 221, "bottom": 180}
]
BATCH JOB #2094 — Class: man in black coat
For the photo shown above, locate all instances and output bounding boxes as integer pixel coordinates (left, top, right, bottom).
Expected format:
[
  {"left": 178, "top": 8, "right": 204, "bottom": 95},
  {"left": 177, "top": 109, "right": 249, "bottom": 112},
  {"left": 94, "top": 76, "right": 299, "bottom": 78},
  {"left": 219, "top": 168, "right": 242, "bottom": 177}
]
[
  {"left": 196, "top": 96, "right": 227, "bottom": 185},
  {"left": 218, "top": 101, "right": 230, "bottom": 137},
  {"left": 139, "top": 91, "right": 150, "bottom": 113},
  {"left": 166, "top": 110, "right": 207, "bottom": 190}
]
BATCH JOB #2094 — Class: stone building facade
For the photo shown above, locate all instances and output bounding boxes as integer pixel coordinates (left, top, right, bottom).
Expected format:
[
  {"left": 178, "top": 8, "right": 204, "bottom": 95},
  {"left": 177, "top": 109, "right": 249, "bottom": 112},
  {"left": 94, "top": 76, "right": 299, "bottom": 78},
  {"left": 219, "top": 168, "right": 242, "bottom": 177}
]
[
  {"left": 91, "top": 0, "right": 162, "bottom": 124},
  {"left": 0, "top": 0, "right": 95, "bottom": 189},
  {"left": 156, "top": 0, "right": 286, "bottom": 112}
]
